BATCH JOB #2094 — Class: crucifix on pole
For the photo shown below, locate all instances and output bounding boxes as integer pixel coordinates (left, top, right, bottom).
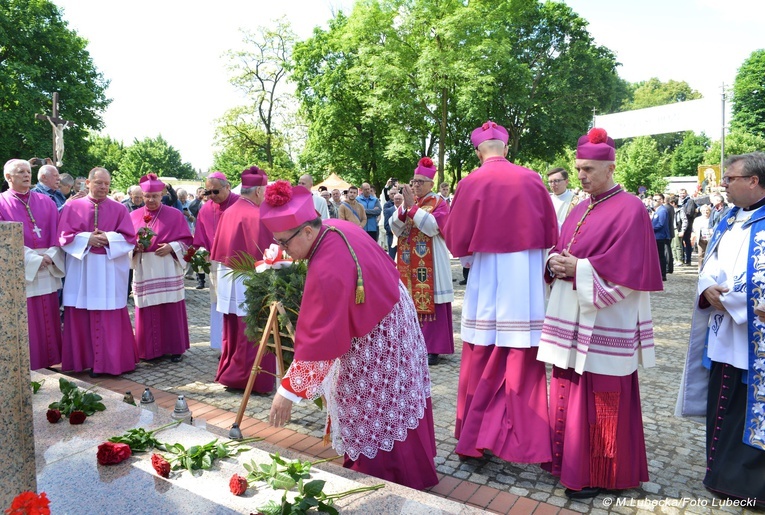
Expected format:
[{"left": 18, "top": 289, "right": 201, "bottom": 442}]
[{"left": 35, "top": 92, "right": 73, "bottom": 167}]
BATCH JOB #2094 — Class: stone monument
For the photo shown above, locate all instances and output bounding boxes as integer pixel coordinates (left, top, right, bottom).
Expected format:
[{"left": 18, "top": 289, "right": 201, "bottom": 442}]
[{"left": 0, "top": 221, "right": 36, "bottom": 505}]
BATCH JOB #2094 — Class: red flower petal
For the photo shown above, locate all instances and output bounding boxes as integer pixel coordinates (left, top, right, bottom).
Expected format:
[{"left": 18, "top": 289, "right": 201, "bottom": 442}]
[
  {"left": 229, "top": 473, "right": 249, "bottom": 496},
  {"left": 46, "top": 409, "right": 61, "bottom": 423},
  {"left": 69, "top": 410, "right": 86, "bottom": 425},
  {"left": 151, "top": 453, "right": 171, "bottom": 478},
  {"left": 97, "top": 442, "right": 132, "bottom": 465}
]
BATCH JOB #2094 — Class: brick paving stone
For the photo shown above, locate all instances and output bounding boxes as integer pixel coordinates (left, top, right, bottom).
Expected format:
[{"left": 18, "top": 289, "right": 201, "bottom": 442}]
[
  {"left": 487, "top": 491, "right": 520, "bottom": 514},
  {"left": 448, "top": 480, "right": 480, "bottom": 503},
  {"left": 466, "top": 485, "right": 499, "bottom": 508}
]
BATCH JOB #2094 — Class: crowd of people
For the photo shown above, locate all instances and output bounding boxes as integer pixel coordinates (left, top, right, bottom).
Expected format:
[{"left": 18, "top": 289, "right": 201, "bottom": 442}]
[{"left": 2, "top": 126, "right": 763, "bottom": 504}]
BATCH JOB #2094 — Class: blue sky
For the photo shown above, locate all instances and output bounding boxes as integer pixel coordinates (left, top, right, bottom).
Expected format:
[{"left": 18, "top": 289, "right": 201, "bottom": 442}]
[{"left": 54, "top": 0, "right": 764, "bottom": 173}]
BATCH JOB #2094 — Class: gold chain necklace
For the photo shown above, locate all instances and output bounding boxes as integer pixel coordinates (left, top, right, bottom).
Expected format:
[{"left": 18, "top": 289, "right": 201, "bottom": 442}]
[{"left": 565, "top": 187, "right": 622, "bottom": 252}]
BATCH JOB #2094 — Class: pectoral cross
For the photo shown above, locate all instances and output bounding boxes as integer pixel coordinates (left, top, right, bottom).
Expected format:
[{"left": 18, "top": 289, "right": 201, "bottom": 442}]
[{"left": 32, "top": 225, "right": 42, "bottom": 238}]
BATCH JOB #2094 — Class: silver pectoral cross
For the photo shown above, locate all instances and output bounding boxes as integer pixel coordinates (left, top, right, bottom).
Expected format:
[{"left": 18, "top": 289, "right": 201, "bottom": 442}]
[{"left": 32, "top": 225, "right": 42, "bottom": 238}]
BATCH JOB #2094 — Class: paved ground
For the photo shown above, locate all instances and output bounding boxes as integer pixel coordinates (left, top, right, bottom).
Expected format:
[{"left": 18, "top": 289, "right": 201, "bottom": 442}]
[{"left": 68, "top": 258, "right": 762, "bottom": 514}]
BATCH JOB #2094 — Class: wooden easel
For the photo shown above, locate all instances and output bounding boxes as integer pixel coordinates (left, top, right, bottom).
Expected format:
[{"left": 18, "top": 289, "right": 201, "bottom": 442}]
[{"left": 232, "top": 301, "right": 295, "bottom": 431}]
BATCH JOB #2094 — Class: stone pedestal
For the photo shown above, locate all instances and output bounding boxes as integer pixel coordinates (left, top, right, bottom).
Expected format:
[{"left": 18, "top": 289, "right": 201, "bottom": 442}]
[{"left": 0, "top": 222, "right": 36, "bottom": 504}]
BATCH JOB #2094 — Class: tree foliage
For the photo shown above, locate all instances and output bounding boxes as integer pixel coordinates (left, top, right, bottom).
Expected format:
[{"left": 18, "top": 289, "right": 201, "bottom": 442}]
[
  {"left": 110, "top": 136, "right": 196, "bottom": 193},
  {"left": 0, "top": 0, "right": 110, "bottom": 174},
  {"left": 703, "top": 129, "right": 765, "bottom": 166},
  {"left": 621, "top": 78, "right": 702, "bottom": 111},
  {"left": 85, "top": 133, "right": 124, "bottom": 175},
  {"left": 615, "top": 136, "right": 667, "bottom": 194},
  {"left": 668, "top": 132, "right": 709, "bottom": 177},
  {"left": 731, "top": 49, "right": 765, "bottom": 138},
  {"left": 290, "top": 0, "right": 624, "bottom": 189},
  {"left": 214, "top": 18, "right": 297, "bottom": 181}
]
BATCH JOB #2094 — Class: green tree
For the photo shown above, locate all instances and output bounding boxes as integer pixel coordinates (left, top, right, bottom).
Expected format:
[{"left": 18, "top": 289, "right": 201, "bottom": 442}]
[
  {"left": 84, "top": 133, "right": 124, "bottom": 173},
  {"left": 214, "top": 18, "right": 297, "bottom": 179},
  {"left": 731, "top": 49, "right": 765, "bottom": 138},
  {"left": 112, "top": 135, "right": 196, "bottom": 193},
  {"left": 0, "top": 0, "right": 110, "bottom": 174},
  {"left": 669, "top": 132, "right": 710, "bottom": 177},
  {"left": 702, "top": 129, "right": 765, "bottom": 166},
  {"left": 615, "top": 136, "right": 667, "bottom": 194},
  {"left": 621, "top": 78, "right": 702, "bottom": 111}
]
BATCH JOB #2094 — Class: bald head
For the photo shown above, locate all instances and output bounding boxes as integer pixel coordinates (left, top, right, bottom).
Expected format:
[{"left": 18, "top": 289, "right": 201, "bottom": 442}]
[{"left": 298, "top": 174, "right": 314, "bottom": 189}]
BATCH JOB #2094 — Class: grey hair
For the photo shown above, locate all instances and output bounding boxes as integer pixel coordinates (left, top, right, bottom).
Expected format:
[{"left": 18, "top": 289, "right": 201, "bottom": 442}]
[
  {"left": 240, "top": 185, "right": 264, "bottom": 196},
  {"left": 38, "top": 164, "right": 59, "bottom": 178},
  {"left": 59, "top": 173, "right": 74, "bottom": 187},
  {"left": 3, "top": 159, "right": 30, "bottom": 179}
]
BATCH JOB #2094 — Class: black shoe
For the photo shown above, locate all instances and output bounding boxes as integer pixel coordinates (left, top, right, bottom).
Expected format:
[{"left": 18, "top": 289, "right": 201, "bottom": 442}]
[
  {"left": 195, "top": 283, "right": 205, "bottom": 289},
  {"left": 428, "top": 353, "right": 440, "bottom": 366},
  {"left": 170, "top": 354, "right": 183, "bottom": 363},
  {"left": 88, "top": 370, "right": 102, "bottom": 378},
  {"left": 565, "top": 487, "right": 602, "bottom": 499},
  {"left": 662, "top": 275, "right": 667, "bottom": 281},
  {"left": 458, "top": 280, "right": 467, "bottom": 285}
]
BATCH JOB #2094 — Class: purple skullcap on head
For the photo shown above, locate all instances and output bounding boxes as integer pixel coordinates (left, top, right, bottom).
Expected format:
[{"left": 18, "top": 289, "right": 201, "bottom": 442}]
[
  {"left": 139, "top": 173, "right": 164, "bottom": 193},
  {"left": 576, "top": 128, "right": 616, "bottom": 161},
  {"left": 414, "top": 157, "right": 436, "bottom": 180},
  {"left": 260, "top": 181, "right": 318, "bottom": 233},
  {"left": 241, "top": 166, "right": 268, "bottom": 188},
  {"left": 471, "top": 120, "right": 509, "bottom": 148},
  {"left": 207, "top": 171, "right": 227, "bottom": 181}
]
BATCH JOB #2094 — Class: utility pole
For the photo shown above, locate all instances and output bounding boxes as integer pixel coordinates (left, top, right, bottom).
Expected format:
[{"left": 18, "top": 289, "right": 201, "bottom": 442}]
[{"left": 720, "top": 83, "right": 726, "bottom": 173}]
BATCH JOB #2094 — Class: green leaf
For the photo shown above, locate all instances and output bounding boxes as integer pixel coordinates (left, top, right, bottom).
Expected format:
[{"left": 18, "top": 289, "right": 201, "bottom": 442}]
[
  {"left": 256, "top": 500, "right": 282, "bottom": 515},
  {"left": 201, "top": 453, "right": 213, "bottom": 469},
  {"left": 243, "top": 462, "right": 252, "bottom": 473},
  {"left": 270, "top": 472, "right": 297, "bottom": 491},
  {"left": 317, "top": 501, "right": 339, "bottom": 515},
  {"left": 302, "top": 479, "right": 326, "bottom": 497}
]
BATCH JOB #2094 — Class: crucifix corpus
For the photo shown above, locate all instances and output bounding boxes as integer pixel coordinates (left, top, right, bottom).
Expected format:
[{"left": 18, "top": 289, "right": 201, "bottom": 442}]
[{"left": 35, "top": 92, "right": 73, "bottom": 167}]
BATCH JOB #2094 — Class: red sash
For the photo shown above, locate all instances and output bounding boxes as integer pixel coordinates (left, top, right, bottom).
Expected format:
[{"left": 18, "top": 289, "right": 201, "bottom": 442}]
[{"left": 397, "top": 195, "right": 441, "bottom": 321}]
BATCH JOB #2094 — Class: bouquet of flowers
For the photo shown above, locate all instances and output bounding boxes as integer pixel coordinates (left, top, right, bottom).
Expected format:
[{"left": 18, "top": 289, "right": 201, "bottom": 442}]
[
  {"left": 136, "top": 226, "right": 156, "bottom": 249},
  {"left": 183, "top": 247, "right": 211, "bottom": 274}
]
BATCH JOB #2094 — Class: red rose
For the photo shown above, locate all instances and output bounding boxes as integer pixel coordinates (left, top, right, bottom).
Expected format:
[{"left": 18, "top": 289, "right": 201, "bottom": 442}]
[
  {"left": 69, "top": 410, "right": 87, "bottom": 425},
  {"left": 143, "top": 214, "right": 152, "bottom": 223},
  {"left": 151, "top": 453, "right": 171, "bottom": 478},
  {"left": 97, "top": 442, "right": 132, "bottom": 465},
  {"left": 229, "top": 473, "right": 248, "bottom": 496},
  {"left": 46, "top": 409, "right": 61, "bottom": 423}
]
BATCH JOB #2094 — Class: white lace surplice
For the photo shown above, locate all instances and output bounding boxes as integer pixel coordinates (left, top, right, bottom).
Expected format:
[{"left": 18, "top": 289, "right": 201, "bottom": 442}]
[{"left": 282, "top": 283, "right": 431, "bottom": 460}]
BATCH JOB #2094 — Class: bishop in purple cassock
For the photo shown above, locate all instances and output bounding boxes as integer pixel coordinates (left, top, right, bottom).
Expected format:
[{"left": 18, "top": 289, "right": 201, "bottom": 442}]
[
  {"left": 193, "top": 171, "right": 240, "bottom": 351},
  {"left": 130, "top": 174, "right": 193, "bottom": 362},
  {"left": 0, "top": 159, "right": 64, "bottom": 369},
  {"left": 58, "top": 167, "right": 138, "bottom": 376}
]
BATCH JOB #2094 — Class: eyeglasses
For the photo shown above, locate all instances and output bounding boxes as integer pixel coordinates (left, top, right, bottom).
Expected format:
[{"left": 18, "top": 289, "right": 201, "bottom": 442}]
[
  {"left": 549, "top": 179, "right": 567, "bottom": 184},
  {"left": 273, "top": 227, "right": 303, "bottom": 248},
  {"left": 203, "top": 189, "right": 221, "bottom": 196},
  {"left": 721, "top": 175, "right": 752, "bottom": 185},
  {"left": 410, "top": 179, "right": 430, "bottom": 186}
]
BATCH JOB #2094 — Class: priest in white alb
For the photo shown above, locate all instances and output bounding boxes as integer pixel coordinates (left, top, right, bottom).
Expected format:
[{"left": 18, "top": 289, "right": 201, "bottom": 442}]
[{"left": 58, "top": 167, "right": 138, "bottom": 377}]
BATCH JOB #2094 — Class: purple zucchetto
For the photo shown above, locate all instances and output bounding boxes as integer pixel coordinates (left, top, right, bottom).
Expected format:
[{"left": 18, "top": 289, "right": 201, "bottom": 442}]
[
  {"left": 241, "top": 166, "right": 268, "bottom": 188},
  {"left": 207, "top": 171, "right": 227, "bottom": 181},
  {"left": 139, "top": 173, "right": 164, "bottom": 193},
  {"left": 470, "top": 120, "right": 509, "bottom": 148},
  {"left": 576, "top": 128, "right": 616, "bottom": 161}
]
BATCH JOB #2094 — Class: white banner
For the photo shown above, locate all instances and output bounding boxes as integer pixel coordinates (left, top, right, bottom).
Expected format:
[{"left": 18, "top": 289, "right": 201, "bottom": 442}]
[{"left": 594, "top": 97, "right": 725, "bottom": 139}]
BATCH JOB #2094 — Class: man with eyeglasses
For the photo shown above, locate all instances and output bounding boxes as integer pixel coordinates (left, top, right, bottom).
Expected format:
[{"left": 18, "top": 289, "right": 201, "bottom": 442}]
[
  {"left": 210, "top": 166, "right": 276, "bottom": 392},
  {"left": 444, "top": 120, "right": 558, "bottom": 467},
  {"left": 391, "top": 157, "right": 454, "bottom": 367},
  {"left": 677, "top": 152, "right": 765, "bottom": 507},
  {"left": 193, "top": 171, "right": 240, "bottom": 353},
  {"left": 262, "top": 181, "right": 438, "bottom": 491},
  {"left": 547, "top": 167, "right": 579, "bottom": 230}
]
